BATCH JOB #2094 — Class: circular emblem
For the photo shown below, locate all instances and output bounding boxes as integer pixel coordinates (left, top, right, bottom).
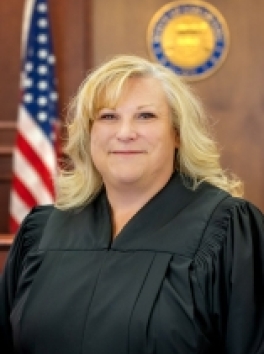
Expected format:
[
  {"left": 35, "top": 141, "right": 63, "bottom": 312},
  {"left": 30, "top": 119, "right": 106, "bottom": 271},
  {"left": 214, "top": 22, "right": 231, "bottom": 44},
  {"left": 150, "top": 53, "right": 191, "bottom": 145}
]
[{"left": 147, "top": 0, "right": 230, "bottom": 81}]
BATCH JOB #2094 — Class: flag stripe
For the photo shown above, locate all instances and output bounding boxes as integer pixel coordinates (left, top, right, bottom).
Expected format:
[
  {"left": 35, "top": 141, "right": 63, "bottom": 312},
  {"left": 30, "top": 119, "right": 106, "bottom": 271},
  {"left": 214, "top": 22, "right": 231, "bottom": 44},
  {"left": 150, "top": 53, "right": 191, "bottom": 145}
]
[
  {"left": 10, "top": 191, "right": 32, "bottom": 227},
  {"left": 13, "top": 148, "right": 53, "bottom": 204},
  {"left": 9, "top": 214, "right": 20, "bottom": 235},
  {"left": 18, "top": 105, "right": 56, "bottom": 172},
  {"left": 12, "top": 175, "right": 38, "bottom": 208},
  {"left": 16, "top": 132, "right": 55, "bottom": 196}
]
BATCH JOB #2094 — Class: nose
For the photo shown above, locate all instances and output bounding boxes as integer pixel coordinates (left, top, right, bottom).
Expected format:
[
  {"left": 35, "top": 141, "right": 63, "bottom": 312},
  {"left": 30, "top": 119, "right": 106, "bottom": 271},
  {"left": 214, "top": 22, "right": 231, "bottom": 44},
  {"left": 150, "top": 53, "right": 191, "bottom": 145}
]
[{"left": 116, "top": 118, "right": 137, "bottom": 141}]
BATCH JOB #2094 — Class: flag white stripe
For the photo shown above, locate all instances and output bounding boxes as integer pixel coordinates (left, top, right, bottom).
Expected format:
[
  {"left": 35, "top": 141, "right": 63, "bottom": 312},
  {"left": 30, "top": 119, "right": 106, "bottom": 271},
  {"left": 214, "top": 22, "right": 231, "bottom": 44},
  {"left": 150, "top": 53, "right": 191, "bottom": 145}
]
[
  {"left": 10, "top": 190, "right": 30, "bottom": 226},
  {"left": 18, "top": 105, "right": 57, "bottom": 174},
  {"left": 13, "top": 148, "right": 54, "bottom": 204}
]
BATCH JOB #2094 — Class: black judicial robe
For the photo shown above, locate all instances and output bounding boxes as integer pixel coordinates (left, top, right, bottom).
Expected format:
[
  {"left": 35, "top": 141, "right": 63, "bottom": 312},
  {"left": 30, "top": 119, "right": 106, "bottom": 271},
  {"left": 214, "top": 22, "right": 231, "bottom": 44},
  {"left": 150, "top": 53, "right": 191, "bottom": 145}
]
[{"left": 1, "top": 173, "right": 264, "bottom": 354}]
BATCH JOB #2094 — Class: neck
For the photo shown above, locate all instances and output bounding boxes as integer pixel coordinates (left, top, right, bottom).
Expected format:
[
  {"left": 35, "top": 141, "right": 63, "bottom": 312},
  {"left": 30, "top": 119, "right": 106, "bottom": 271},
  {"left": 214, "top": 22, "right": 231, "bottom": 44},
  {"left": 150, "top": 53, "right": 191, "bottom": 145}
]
[{"left": 105, "top": 174, "right": 173, "bottom": 238}]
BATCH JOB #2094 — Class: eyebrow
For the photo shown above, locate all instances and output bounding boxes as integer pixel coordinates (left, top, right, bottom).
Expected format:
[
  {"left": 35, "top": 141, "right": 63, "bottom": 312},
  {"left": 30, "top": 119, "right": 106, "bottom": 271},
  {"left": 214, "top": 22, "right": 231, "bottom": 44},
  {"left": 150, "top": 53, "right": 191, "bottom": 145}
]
[
  {"left": 99, "top": 104, "right": 156, "bottom": 111},
  {"left": 136, "top": 104, "right": 157, "bottom": 110}
]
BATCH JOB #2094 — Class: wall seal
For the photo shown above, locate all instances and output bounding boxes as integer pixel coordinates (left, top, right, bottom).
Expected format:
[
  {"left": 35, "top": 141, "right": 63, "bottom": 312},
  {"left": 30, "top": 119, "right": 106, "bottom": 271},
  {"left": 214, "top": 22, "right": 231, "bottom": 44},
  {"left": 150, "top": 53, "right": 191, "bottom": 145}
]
[{"left": 147, "top": 0, "right": 230, "bottom": 81}]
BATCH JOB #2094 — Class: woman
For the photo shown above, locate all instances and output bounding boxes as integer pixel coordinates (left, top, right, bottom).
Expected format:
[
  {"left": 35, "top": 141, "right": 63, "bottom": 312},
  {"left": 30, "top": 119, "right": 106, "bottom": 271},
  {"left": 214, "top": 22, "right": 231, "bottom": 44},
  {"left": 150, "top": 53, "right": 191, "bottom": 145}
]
[{"left": 1, "top": 55, "right": 263, "bottom": 354}]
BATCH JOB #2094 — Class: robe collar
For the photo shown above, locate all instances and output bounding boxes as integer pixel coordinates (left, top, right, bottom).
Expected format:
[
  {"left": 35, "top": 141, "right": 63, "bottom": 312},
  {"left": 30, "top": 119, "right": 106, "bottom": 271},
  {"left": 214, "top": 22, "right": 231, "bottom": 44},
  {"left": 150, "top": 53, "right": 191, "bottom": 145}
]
[{"left": 40, "top": 173, "right": 226, "bottom": 253}]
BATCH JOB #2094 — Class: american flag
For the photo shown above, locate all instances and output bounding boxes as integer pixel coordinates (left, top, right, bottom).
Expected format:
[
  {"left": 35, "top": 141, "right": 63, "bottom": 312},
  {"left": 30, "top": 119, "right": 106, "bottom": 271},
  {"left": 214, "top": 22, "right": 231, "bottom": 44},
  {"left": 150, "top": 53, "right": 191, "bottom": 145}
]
[{"left": 9, "top": 0, "right": 59, "bottom": 233}]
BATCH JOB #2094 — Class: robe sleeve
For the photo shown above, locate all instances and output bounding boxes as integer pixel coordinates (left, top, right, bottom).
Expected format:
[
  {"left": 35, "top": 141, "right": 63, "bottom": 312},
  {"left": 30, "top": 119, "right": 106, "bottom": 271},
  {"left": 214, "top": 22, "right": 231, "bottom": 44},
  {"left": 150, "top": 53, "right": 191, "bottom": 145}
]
[
  {"left": 191, "top": 197, "right": 264, "bottom": 354},
  {"left": 0, "top": 206, "right": 53, "bottom": 353}
]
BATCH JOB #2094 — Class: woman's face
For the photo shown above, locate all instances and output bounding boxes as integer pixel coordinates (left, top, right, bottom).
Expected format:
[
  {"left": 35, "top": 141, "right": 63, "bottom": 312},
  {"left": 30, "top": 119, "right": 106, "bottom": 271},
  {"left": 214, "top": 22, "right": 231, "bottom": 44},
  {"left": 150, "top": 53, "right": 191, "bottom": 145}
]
[{"left": 90, "top": 76, "right": 180, "bottom": 191}]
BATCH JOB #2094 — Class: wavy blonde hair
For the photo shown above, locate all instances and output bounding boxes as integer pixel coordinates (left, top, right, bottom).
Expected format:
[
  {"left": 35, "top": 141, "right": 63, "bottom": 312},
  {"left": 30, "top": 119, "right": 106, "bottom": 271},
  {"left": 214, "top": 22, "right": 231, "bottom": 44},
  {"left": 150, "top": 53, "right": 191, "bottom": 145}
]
[{"left": 55, "top": 55, "right": 243, "bottom": 209}]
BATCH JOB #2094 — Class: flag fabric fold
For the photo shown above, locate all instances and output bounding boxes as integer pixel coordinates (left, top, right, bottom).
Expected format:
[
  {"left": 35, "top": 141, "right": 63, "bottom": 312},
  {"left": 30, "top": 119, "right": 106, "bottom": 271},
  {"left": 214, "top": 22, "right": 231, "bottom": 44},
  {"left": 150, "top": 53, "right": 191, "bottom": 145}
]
[{"left": 9, "top": 0, "right": 59, "bottom": 233}]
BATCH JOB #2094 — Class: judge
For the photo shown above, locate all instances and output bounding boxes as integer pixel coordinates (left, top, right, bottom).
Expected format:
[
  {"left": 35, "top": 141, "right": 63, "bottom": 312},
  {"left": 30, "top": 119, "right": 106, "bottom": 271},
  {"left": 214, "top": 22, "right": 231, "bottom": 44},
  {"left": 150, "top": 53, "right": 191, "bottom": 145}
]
[{"left": 1, "top": 55, "right": 264, "bottom": 354}]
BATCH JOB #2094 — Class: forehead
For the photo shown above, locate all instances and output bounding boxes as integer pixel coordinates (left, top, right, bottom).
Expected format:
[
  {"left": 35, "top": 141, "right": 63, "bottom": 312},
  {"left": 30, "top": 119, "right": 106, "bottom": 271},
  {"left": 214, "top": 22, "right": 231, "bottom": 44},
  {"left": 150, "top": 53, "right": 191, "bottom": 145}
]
[
  {"left": 121, "top": 77, "right": 165, "bottom": 97},
  {"left": 98, "top": 76, "right": 168, "bottom": 110}
]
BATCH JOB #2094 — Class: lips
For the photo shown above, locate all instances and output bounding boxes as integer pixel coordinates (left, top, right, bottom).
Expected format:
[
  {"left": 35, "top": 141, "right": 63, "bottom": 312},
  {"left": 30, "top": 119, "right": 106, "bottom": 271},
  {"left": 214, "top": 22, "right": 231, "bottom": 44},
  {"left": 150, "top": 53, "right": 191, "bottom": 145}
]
[{"left": 110, "top": 150, "right": 145, "bottom": 154}]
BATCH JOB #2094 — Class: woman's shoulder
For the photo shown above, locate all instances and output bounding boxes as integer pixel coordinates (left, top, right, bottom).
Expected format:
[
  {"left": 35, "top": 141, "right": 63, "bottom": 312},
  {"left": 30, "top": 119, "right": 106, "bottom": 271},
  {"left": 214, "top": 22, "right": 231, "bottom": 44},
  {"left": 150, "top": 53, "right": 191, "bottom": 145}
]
[
  {"left": 24, "top": 204, "right": 55, "bottom": 225},
  {"left": 194, "top": 195, "right": 264, "bottom": 265},
  {"left": 19, "top": 205, "right": 54, "bottom": 243},
  {"left": 9, "top": 205, "right": 54, "bottom": 264},
  {"left": 206, "top": 195, "right": 263, "bottom": 234},
  {"left": 189, "top": 196, "right": 264, "bottom": 351},
  {"left": 1, "top": 206, "right": 54, "bottom": 303}
]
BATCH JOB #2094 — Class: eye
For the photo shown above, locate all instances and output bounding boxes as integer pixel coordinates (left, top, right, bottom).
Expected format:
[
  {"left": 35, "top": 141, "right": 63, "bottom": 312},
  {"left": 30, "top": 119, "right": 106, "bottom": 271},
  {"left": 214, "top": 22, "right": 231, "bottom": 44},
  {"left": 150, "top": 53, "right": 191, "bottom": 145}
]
[
  {"left": 138, "top": 112, "right": 156, "bottom": 119},
  {"left": 98, "top": 112, "right": 117, "bottom": 120}
]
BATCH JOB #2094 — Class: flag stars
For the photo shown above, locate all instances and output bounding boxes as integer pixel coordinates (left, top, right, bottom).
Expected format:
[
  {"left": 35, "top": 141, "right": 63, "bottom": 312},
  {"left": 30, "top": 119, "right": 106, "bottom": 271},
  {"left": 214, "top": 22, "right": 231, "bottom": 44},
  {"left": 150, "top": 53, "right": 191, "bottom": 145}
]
[
  {"left": 38, "top": 112, "right": 48, "bottom": 121},
  {"left": 25, "top": 62, "right": 33, "bottom": 71},
  {"left": 38, "top": 96, "right": 47, "bottom": 106},
  {"left": 37, "top": 3, "right": 47, "bottom": 12},
  {"left": 38, "top": 65, "right": 48, "bottom": 75},
  {"left": 38, "top": 18, "right": 48, "bottom": 28},
  {"left": 38, "top": 34, "right": 48, "bottom": 44},
  {"left": 48, "top": 55, "right": 55, "bottom": 64},
  {"left": 38, "top": 81, "right": 48, "bottom": 90},
  {"left": 24, "top": 93, "right": 33, "bottom": 103},
  {"left": 50, "top": 92, "right": 58, "bottom": 101},
  {"left": 38, "top": 49, "right": 48, "bottom": 59},
  {"left": 24, "top": 78, "right": 33, "bottom": 88}
]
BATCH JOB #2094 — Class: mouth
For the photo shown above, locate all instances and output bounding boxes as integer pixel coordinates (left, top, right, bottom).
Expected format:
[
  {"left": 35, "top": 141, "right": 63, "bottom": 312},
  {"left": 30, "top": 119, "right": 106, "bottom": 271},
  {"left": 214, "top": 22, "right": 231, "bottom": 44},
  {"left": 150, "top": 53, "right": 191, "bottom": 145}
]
[{"left": 110, "top": 150, "right": 145, "bottom": 155}]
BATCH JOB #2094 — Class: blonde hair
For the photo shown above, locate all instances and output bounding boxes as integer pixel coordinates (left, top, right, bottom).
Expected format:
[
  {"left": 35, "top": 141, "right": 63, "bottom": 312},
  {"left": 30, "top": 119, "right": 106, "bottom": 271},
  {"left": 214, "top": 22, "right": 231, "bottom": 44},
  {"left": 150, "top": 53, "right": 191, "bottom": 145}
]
[{"left": 55, "top": 55, "right": 243, "bottom": 209}]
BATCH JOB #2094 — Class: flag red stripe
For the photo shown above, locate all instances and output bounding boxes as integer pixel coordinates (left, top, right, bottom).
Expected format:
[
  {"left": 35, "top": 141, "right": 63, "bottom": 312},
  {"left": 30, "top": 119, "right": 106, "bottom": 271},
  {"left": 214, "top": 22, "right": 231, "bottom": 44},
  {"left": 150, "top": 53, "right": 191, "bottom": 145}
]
[
  {"left": 9, "top": 215, "right": 20, "bottom": 234},
  {"left": 12, "top": 174, "right": 38, "bottom": 208},
  {"left": 16, "top": 132, "right": 55, "bottom": 197}
]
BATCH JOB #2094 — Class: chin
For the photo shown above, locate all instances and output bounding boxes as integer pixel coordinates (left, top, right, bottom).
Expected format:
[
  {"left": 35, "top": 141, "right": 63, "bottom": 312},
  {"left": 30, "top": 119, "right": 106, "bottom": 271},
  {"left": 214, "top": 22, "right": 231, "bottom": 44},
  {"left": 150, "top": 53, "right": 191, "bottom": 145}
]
[
  {"left": 110, "top": 171, "right": 144, "bottom": 186},
  {"left": 114, "top": 175, "right": 141, "bottom": 185}
]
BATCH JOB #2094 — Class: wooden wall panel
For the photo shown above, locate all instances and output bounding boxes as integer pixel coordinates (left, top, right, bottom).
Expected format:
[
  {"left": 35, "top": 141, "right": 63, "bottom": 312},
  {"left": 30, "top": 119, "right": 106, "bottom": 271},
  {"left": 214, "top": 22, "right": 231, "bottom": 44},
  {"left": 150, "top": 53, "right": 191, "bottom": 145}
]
[
  {"left": 192, "top": 0, "right": 264, "bottom": 209},
  {"left": 0, "top": 234, "right": 13, "bottom": 272},
  {"left": 49, "top": 0, "right": 93, "bottom": 112},
  {"left": 0, "top": 0, "right": 23, "bottom": 235},
  {"left": 93, "top": 0, "right": 264, "bottom": 212}
]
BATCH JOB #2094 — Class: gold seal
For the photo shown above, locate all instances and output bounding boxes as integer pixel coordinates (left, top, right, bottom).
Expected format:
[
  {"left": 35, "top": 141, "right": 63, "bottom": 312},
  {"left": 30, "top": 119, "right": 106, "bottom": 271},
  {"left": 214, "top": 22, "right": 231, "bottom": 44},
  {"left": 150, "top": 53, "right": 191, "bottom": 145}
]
[{"left": 147, "top": 0, "right": 230, "bottom": 80}]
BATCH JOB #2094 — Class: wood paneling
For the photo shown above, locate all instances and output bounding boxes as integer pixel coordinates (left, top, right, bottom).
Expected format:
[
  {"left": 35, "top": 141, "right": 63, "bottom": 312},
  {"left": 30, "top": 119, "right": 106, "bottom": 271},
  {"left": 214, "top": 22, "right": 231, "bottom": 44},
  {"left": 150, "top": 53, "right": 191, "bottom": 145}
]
[
  {"left": 192, "top": 0, "right": 264, "bottom": 209},
  {"left": 0, "top": 0, "right": 23, "bottom": 233},
  {"left": 49, "top": 0, "right": 93, "bottom": 113},
  {"left": 93, "top": 0, "right": 264, "bottom": 212},
  {"left": 0, "top": 121, "right": 16, "bottom": 233},
  {"left": 0, "top": 234, "right": 13, "bottom": 272}
]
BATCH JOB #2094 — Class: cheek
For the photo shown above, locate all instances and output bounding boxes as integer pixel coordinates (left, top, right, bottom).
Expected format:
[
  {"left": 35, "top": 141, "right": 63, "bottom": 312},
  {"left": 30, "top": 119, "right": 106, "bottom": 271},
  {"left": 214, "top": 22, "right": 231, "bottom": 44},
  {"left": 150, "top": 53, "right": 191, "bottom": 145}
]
[
  {"left": 89, "top": 131, "right": 96, "bottom": 157},
  {"left": 89, "top": 129, "right": 101, "bottom": 163},
  {"left": 90, "top": 139, "right": 102, "bottom": 173},
  {"left": 90, "top": 127, "right": 110, "bottom": 165},
  {"left": 156, "top": 127, "right": 177, "bottom": 149},
  {"left": 158, "top": 130, "right": 178, "bottom": 160},
  {"left": 90, "top": 126, "right": 103, "bottom": 150},
  {"left": 90, "top": 125, "right": 112, "bottom": 146}
]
